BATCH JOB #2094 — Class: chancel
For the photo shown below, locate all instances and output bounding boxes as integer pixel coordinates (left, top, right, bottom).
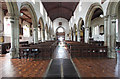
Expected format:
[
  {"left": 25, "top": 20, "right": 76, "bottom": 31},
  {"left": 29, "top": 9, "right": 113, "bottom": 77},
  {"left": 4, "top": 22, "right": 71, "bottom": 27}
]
[{"left": 0, "top": 0, "right": 120, "bottom": 78}]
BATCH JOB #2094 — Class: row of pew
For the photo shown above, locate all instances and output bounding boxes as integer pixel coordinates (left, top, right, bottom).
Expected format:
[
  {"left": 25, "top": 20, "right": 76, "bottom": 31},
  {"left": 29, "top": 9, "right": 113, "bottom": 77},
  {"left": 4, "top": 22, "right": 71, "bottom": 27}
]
[
  {"left": 66, "top": 41, "right": 108, "bottom": 58},
  {"left": 19, "top": 40, "right": 58, "bottom": 59},
  {"left": 0, "top": 41, "right": 28, "bottom": 54}
]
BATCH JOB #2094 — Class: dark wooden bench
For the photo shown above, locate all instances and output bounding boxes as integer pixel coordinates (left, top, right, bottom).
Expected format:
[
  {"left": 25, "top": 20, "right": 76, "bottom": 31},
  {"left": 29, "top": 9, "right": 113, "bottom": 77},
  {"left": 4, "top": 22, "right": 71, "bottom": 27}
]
[
  {"left": 70, "top": 46, "right": 107, "bottom": 58},
  {"left": 65, "top": 41, "right": 108, "bottom": 58},
  {"left": 19, "top": 41, "right": 57, "bottom": 59},
  {"left": 0, "top": 41, "right": 28, "bottom": 54}
]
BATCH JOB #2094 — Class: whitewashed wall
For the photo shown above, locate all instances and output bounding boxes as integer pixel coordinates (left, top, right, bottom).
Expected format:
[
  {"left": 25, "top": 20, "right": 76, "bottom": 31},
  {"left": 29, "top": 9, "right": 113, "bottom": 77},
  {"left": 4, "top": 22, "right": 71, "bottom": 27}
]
[
  {"left": 69, "top": 0, "right": 109, "bottom": 29},
  {"left": 53, "top": 18, "right": 69, "bottom": 40}
]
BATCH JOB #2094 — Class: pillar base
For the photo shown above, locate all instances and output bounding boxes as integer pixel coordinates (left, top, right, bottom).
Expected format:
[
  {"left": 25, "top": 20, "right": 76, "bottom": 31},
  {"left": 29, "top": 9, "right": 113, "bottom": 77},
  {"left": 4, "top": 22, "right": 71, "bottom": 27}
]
[
  {"left": 10, "top": 48, "right": 19, "bottom": 59},
  {"left": 107, "top": 51, "right": 117, "bottom": 59}
]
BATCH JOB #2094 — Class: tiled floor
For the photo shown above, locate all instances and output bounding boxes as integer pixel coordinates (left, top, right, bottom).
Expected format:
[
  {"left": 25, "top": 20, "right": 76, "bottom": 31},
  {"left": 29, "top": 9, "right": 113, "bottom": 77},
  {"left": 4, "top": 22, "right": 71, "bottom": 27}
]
[
  {"left": 73, "top": 54, "right": 119, "bottom": 78},
  {"left": 0, "top": 53, "right": 50, "bottom": 78},
  {"left": 1, "top": 46, "right": 120, "bottom": 78}
]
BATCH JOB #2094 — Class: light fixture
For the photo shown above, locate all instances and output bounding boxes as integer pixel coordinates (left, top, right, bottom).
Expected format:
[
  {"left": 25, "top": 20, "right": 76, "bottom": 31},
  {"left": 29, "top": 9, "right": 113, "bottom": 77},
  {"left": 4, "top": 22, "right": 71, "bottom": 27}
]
[
  {"left": 20, "top": 13, "right": 23, "bottom": 16},
  {"left": 100, "top": 14, "right": 104, "bottom": 18}
]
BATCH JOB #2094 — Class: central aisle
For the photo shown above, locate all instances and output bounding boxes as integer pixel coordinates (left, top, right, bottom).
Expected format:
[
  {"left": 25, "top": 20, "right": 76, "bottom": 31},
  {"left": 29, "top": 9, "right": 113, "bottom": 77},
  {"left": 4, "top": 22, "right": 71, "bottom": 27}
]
[
  {"left": 44, "top": 42, "right": 80, "bottom": 79},
  {"left": 53, "top": 46, "right": 70, "bottom": 59}
]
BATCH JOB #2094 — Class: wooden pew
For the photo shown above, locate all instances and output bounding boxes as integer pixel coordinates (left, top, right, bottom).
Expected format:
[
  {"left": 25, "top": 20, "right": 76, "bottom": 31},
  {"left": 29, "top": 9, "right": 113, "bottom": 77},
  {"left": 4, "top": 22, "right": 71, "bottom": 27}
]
[
  {"left": 66, "top": 41, "right": 108, "bottom": 58},
  {"left": 70, "top": 46, "right": 107, "bottom": 58},
  {"left": 19, "top": 41, "right": 57, "bottom": 59},
  {"left": 0, "top": 41, "right": 28, "bottom": 54}
]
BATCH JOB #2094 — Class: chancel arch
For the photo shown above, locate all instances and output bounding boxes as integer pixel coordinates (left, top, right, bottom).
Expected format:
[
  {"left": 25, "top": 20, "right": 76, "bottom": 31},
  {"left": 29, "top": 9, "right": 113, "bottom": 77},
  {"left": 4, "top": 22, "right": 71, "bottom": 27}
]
[{"left": 56, "top": 26, "right": 65, "bottom": 41}]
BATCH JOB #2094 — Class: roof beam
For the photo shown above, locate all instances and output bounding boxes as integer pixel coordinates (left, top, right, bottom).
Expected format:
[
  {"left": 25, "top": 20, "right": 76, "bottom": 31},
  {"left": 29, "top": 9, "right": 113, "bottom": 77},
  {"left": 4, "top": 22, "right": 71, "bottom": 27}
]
[{"left": 20, "top": 11, "right": 31, "bottom": 19}]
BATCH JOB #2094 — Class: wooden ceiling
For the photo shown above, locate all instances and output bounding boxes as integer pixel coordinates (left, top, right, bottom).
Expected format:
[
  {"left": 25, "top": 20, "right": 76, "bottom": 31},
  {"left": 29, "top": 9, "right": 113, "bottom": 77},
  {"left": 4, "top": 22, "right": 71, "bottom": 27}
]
[
  {"left": 20, "top": 7, "right": 32, "bottom": 24},
  {"left": 0, "top": 1, "right": 32, "bottom": 24},
  {"left": 0, "top": 2, "right": 8, "bottom": 15},
  {"left": 42, "top": 2, "right": 79, "bottom": 21},
  {"left": 0, "top": 1, "right": 103, "bottom": 24}
]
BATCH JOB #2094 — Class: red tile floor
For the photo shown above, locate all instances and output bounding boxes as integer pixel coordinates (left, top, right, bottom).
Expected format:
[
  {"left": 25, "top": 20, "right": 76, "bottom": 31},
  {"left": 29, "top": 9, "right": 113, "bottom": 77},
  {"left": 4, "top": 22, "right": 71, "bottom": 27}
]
[{"left": 0, "top": 53, "right": 50, "bottom": 78}]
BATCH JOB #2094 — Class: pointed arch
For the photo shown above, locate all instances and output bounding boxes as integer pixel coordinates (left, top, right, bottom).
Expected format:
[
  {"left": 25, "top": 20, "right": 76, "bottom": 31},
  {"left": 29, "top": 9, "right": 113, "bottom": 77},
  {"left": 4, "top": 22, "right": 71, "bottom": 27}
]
[
  {"left": 39, "top": 17, "right": 44, "bottom": 30},
  {"left": 85, "top": 3, "right": 103, "bottom": 28},
  {"left": 78, "top": 18, "right": 85, "bottom": 42},
  {"left": 5, "top": 1, "right": 19, "bottom": 16},
  {"left": 20, "top": 2, "right": 38, "bottom": 28},
  {"left": 39, "top": 17, "right": 45, "bottom": 42}
]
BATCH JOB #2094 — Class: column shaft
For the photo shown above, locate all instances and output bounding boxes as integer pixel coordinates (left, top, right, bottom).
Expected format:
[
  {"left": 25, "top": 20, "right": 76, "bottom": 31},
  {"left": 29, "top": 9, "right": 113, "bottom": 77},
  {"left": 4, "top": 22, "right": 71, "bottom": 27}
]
[
  {"left": 7, "top": 16, "right": 19, "bottom": 58},
  {"left": 77, "top": 30, "right": 80, "bottom": 42},
  {"left": 33, "top": 27, "right": 38, "bottom": 44},
  {"left": 104, "top": 16, "right": 108, "bottom": 46},
  {"left": 85, "top": 27, "right": 89, "bottom": 43}
]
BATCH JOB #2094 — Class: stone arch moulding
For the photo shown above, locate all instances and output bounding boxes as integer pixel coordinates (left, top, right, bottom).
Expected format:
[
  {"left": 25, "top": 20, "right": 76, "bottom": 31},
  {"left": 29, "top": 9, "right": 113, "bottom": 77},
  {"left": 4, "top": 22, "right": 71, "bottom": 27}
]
[
  {"left": 45, "top": 24, "right": 49, "bottom": 33},
  {"left": 56, "top": 26, "right": 65, "bottom": 33},
  {"left": 78, "top": 18, "right": 84, "bottom": 30},
  {"left": 78, "top": 18, "right": 85, "bottom": 42},
  {"left": 48, "top": 26, "right": 51, "bottom": 34},
  {"left": 5, "top": 1, "right": 20, "bottom": 16},
  {"left": 39, "top": 17, "right": 44, "bottom": 30},
  {"left": 20, "top": 2, "right": 38, "bottom": 28},
  {"left": 85, "top": 3, "right": 103, "bottom": 28},
  {"left": 106, "top": 1, "right": 120, "bottom": 17}
]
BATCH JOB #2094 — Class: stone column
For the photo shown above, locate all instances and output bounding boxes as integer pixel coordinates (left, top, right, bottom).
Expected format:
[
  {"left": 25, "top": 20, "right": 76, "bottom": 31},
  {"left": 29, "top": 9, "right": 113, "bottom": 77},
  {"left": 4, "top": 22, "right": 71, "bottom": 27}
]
[
  {"left": 49, "top": 33, "right": 52, "bottom": 40},
  {"left": 43, "top": 29, "right": 45, "bottom": 42},
  {"left": 118, "top": 12, "right": 120, "bottom": 42},
  {"left": 40, "top": 27, "right": 42, "bottom": 41},
  {"left": 47, "top": 32, "right": 49, "bottom": 40},
  {"left": 104, "top": 16, "right": 108, "bottom": 46},
  {"left": 96, "top": 26, "right": 99, "bottom": 35},
  {"left": 107, "top": 15, "right": 112, "bottom": 58},
  {"left": 73, "top": 32, "right": 76, "bottom": 41},
  {"left": 6, "top": 15, "right": 19, "bottom": 58},
  {"left": 110, "top": 15, "right": 117, "bottom": 58},
  {"left": 85, "top": 27, "right": 89, "bottom": 43},
  {"left": 33, "top": 27, "right": 38, "bottom": 44},
  {"left": 77, "top": 30, "right": 80, "bottom": 42},
  {"left": 71, "top": 32, "right": 73, "bottom": 41}
]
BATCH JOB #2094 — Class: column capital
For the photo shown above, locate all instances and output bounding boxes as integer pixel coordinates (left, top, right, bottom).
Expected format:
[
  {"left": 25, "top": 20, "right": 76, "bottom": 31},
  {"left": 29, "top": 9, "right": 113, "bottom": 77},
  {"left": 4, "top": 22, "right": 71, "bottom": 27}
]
[
  {"left": 33, "top": 28, "right": 37, "bottom": 30},
  {"left": 104, "top": 15, "right": 109, "bottom": 21},
  {"left": 85, "top": 27, "right": 89, "bottom": 28},
  {"left": 85, "top": 27, "right": 89, "bottom": 30},
  {"left": 110, "top": 14, "right": 117, "bottom": 20},
  {"left": 5, "top": 15, "right": 19, "bottom": 20}
]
